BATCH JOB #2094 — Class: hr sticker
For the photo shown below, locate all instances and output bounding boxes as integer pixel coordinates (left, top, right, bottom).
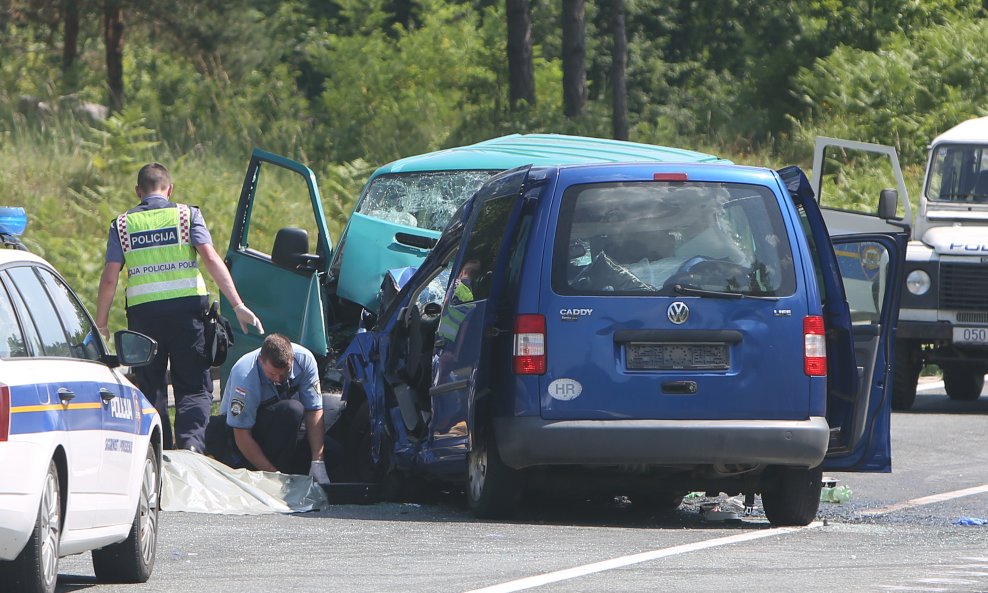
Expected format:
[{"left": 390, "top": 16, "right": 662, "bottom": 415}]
[{"left": 548, "top": 378, "right": 583, "bottom": 401}]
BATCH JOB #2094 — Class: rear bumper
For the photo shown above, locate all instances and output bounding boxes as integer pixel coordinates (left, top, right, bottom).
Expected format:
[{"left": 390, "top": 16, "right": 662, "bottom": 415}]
[{"left": 494, "top": 416, "right": 830, "bottom": 470}]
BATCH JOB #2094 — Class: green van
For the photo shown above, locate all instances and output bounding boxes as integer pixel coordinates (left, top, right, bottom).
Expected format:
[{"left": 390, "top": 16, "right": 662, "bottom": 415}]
[{"left": 219, "top": 135, "right": 730, "bottom": 380}]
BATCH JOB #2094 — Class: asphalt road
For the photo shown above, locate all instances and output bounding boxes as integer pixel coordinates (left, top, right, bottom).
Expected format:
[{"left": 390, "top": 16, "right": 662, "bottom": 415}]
[{"left": 56, "top": 378, "right": 988, "bottom": 593}]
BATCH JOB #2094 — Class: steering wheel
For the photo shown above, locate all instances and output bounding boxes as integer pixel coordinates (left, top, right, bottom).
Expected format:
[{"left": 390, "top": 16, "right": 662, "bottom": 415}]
[{"left": 661, "top": 256, "right": 753, "bottom": 292}]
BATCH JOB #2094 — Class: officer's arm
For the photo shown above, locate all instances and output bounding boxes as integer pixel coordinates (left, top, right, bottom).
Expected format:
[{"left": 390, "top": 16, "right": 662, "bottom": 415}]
[
  {"left": 95, "top": 262, "right": 123, "bottom": 337},
  {"left": 232, "top": 428, "right": 279, "bottom": 472},
  {"left": 304, "top": 409, "right": 325, "bottom": 462},
  {"left": 196, "top": 243, "right": 264, "bottom": 333}
]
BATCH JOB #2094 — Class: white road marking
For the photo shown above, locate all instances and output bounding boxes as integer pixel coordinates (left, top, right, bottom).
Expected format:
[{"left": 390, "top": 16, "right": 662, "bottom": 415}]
[
  {"left": 461, "top": 523, "right": 820, "bottom": 593},
  {"left": 859, "top": 483, "right": 988, "bottom": 516},
  {"left": 462, "top": 481, "right": 988, "bottom": 593}
]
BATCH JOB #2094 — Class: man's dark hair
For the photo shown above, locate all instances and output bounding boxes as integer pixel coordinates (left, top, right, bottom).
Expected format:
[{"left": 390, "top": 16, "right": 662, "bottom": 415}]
[
  {"left": 259, "top": 333, "right": 293, "bottom": 369},
  {"left": 137, "top": 163, "right": 171, "bottom": 194}
]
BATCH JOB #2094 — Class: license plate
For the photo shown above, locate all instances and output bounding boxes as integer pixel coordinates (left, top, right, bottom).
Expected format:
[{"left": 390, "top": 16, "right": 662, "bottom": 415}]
[
  {"left": 953, "top": 327, "right": 988, "bottom": 345},
  {"left": 626, "top": 342, "right": 729, "bottom": 370}
]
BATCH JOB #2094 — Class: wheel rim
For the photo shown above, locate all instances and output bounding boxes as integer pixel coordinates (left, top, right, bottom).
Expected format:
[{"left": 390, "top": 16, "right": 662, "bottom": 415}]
[
  {"left": 138, "top": 457, "right": 159, "bottom": 564},
  {"left": 467, "top": 442, "right": 488, "bottom": 502},
  {"left": 40, "top": 467, "right": 60, "bottom": 589}
]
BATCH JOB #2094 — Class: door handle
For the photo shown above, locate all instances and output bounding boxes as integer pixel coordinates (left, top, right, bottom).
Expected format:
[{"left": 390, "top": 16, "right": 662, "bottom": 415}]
[
  {"left": 57, "top": 388, "right": 76, "bottom": 403},
  {"left": 99, "top": 388, "right": 116, "bottom": 403}
]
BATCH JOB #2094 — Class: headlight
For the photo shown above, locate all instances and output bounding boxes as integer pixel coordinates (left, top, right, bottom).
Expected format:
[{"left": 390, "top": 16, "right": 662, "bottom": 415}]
[{"left": 906, "top": 269, "right": 931, "bottom": 295}]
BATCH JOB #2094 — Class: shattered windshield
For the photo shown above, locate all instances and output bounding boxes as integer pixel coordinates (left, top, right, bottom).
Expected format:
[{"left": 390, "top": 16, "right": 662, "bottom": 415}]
[
  {"left": 927, "top": 144, "right": 988, "bottom": 202},
  {"left": 356, "top": 171, "right": 498, "bottom": 232}
]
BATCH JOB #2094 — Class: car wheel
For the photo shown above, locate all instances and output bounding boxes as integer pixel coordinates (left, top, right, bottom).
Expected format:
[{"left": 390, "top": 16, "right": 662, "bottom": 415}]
[
  {"left": 943, "top": 365, "right": 985, "bottom": 401},
  {"left": 466, "top": 425, "right": 520, "bottom": 519},
  {"left": 891, "top": 339, "right": 921, "bottom": 410},
  {"left": 92, "top": 445, "right": 159, "bottom": 583},
  {"left": 760, "top": 465, "right": 822, "bottom": 527},
  {"left": 343, "top": 400, "right": 384, "bottom": 483},
  {"left": 0, "top": 459, "right": 61, "bottom": 593}
]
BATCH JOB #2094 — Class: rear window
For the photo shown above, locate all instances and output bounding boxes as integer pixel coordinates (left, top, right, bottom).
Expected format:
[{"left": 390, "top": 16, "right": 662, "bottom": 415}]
[{"left": 553, "top": 181, "right": 796, "bottom": 297}]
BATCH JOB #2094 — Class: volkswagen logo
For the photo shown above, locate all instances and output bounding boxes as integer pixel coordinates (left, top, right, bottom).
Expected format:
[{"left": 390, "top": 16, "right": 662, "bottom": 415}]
[{"left": 667, "top": 301, "right": 690, "bottom": 324}]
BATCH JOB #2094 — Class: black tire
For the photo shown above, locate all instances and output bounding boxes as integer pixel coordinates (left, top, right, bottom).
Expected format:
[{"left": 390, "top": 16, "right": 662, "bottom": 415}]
[
  {"left": 343, "top": 400, "right": 383, "bottom": 483},
  {"left": 760, "top": 465, "right": 822, "bottom": 527},
  {"left": 943, "top": 365, "right": 985, "bottom": 401},
  {"left": 466, "top": 425, "right": 521, "bottom": 519},
  {"left": 891, "top": 339, "right": 922, "bottom": 410},
  {"left": 0, "top": 459, "right": 61, "bottom": 593},
  {"left": 92, "top": 445, "right": 159, "bottom": 583}
]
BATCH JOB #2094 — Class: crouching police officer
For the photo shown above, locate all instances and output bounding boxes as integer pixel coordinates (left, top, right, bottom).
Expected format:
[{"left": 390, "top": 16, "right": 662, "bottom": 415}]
[{"left": 205, "top": 333, "right": 331, "bottom": 484}]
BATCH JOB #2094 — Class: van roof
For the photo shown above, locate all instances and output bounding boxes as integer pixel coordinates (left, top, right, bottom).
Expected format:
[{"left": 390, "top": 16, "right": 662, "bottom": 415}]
[
  {"left": 932, "top": 116, "right": 988, "bottom": 145},
  {"left": 374, "top": 134, "right": 731, "bottom": 175}
]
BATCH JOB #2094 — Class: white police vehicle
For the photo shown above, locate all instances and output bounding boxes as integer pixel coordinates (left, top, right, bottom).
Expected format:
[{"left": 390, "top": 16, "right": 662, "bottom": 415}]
[{"left": 0, "top": 207, "right": 162, "bottom": 593}]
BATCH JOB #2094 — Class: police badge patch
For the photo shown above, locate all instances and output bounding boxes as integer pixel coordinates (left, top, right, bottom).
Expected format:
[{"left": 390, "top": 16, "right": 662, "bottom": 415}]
[{"left": 230, "top": 398, "right": 245, "bottom": 416}]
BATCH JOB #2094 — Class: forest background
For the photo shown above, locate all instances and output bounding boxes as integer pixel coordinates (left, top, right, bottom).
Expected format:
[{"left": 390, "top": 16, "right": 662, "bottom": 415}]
[{"left": 2, "top": 0, "right": 988, "bottom": 332}]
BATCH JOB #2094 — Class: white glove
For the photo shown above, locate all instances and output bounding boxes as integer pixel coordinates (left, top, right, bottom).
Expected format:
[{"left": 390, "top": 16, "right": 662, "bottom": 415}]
[
  {"left": 309, "top": 460, "right": 330, "bottom": 485},
  {"left": 234, "top": 303, "right": 264, "bottom": 334}
]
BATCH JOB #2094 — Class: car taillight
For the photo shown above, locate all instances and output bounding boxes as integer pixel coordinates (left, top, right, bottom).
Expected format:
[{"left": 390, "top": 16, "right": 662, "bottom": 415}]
[
  {"left": 513, "top": 314, "right": 546, "bottom": 375},
  {"left": 653, "top": 172, "right": 688, "bottom": 181},
  {"left": 803, "top": 316, "right": 827, "bottom": 376},
  {"left": 0, "top": 383, "right": 10, "bottom": 442}
]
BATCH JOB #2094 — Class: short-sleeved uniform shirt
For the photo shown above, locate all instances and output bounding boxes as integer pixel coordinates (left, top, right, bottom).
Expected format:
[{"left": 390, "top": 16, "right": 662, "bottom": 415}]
[{"left": 220, "top": 344, "right": 322, "bottom": 430}]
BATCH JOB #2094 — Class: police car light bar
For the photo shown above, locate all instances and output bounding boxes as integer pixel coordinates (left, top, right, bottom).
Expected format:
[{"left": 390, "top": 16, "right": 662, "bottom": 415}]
[{"left": 0, "top": 207, "right": 27, "bottom": 236}]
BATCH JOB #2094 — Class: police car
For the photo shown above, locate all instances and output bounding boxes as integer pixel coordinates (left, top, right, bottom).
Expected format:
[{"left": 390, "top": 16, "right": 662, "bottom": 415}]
[{"left": 0, "top": 207, "right": 162, "bottom": 593}]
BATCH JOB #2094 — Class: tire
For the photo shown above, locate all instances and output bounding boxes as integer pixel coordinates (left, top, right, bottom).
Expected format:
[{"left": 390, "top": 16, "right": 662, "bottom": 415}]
[
  {"left": 891, "top": 339, "right": 921, "bottom": 410},
  {"left": 466, "top": 425, "right": 521, "bottom": 519},
  {"left": 343, "top": 400, "right": 383, "bottom": 483},
  {"left": 92, "top": 445, "right": 159, "bottom": 583},
  {"left": 943, "top": 365, "right": 985, "bottom": 402},
  {"left": 760, "top": 466, "right": 822, "bottom": 527},
  {"left": 0, "top": 459, "right": 61, "bottom": 593}
]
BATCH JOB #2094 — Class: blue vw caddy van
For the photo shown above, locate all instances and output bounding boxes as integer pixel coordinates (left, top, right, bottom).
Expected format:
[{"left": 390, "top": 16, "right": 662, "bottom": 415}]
[
  {"left": 219, "top": 135, "right": 728, "bottom": 381},
  {"left": 336, "top": 162, "right": 907, "bottom": 526}
]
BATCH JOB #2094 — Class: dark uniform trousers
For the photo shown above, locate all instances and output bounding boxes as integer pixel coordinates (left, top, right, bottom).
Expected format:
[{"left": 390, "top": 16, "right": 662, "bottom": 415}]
[
  {"left": 129, "top": 307, "right": 211, "bottom": 451},
  {"left": 205, "top": 399, "right": 311, "bottom": 475}
]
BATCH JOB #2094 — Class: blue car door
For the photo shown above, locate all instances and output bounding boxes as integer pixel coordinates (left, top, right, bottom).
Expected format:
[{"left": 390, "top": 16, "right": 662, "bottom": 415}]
[
  {"left": 781, "top": 167, "right": 907, "bottom": 472},
  {"left": 427, "top": 167, "right": 533, "bottom": 462}
]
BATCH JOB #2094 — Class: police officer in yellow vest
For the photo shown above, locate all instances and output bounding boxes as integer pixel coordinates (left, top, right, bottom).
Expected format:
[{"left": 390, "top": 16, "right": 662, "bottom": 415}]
[{"left": 95, "top": 163, "right": 264, "bottom": 451}]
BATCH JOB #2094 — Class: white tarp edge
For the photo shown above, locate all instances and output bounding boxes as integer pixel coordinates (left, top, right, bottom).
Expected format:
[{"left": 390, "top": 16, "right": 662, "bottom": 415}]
[{"left": 161, "top": 450, "right": 329, "bottom": 515}]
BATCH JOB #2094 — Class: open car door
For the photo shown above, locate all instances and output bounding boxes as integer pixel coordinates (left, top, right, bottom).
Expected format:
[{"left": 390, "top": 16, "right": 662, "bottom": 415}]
[
  {"left": 220, "top": 149, "right": 333, "bottom": 383},
  {"left": 795, "top": 138, "right": 912, "bottom": 471}
]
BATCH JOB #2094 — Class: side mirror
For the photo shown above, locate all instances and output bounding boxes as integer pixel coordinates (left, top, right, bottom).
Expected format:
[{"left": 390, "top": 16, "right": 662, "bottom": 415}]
[
  {"left": 272, "top": 227, "right": 322, "bottom": 270},
  {"left": 878, "top": 188, "right": 899, "bottom": 220},
  {"left": 115, "top": 330, "right": 157, "bottom": 367}
]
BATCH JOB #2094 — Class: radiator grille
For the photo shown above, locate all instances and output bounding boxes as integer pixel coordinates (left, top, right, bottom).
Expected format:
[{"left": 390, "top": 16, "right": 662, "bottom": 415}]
[{"left": 941, "top": 263, "right": 988, "bottom": 310}]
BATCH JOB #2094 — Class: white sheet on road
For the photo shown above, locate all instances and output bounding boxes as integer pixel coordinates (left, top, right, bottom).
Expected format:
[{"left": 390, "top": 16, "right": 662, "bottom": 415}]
[{"left": 161, "top": 450, "right": 329, "bottom": 514}]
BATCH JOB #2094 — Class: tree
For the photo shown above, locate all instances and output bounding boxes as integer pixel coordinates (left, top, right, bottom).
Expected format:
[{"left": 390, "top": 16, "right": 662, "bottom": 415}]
[
  {"left": 506, "top": 0, "right": 535, "bottom": 108},
  {"left": 62, "top": 0, "right": 79, "bottom": 74},
  {"left": 610, "top": 0, "right": 627, "bottom": 139},
  {"left": 104, "top": 0, "right": 124, "bottom": 112},
  {"left": 561, "top": 0, "right": 586, "bottom": 118}
]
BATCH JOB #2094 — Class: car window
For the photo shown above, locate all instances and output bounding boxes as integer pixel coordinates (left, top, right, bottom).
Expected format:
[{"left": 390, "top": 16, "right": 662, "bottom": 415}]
[
  {"left": 246, "top": 162, "right": 325, "bottom": 258},
  {"left": 926, "top": 144, "right": 988, "bottom": 202},
  {"left": 3, "top": 270, "right": 43, "bottom": 355},
  {"left": 36, "top": 268, "right": 102, "bottom": 361},
  {"left": 6, "top": 265, "right": 72, "bottom": 358},
  {"left": 450, "top": 195, "right": 517, "bottom": 304},
  {"left": 357, "top": 171, "right": 498, "bottom": 232},
  {"left": 835, "top": 241, "right": 889, "bottom": 324},
  {"left": 554, "top": 181, "right": 796, "bottom": 297},
  {"left": 0, "top": 281, "right": 28, "bottom": 358}
]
